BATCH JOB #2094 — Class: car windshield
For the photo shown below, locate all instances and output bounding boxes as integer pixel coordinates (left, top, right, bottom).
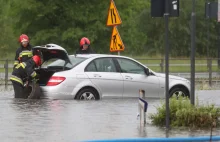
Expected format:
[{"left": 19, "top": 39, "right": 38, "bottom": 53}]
[{"left": 46, "top": 56, "right": 87, "bottom": 70}]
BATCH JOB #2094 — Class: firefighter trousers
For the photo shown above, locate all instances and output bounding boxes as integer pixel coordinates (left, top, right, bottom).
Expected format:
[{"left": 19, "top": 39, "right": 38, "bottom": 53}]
[{"left": 12, "top": 81, "right": 28, "bottom": 98}]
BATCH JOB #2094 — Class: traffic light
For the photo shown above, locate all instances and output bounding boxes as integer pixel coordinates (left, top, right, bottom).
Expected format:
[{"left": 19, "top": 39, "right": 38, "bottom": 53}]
[
  {"left": 151, "top": 0, "right": 179, "bottom": 17},
  {"left": 205, "top": 2, "right": 217, "bottom": 19}
]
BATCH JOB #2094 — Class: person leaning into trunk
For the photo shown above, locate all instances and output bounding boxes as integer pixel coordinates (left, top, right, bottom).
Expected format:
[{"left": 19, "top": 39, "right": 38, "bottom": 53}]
[
  {"left": 13, "top": 34, "right": 33, "bottom": 69},
  {"left": 10, "top": 55, "right": 42, "bottom": 99}
]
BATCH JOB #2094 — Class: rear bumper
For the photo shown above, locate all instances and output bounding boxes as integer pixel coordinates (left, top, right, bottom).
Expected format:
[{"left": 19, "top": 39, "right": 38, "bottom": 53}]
[{"left": 40, "top": 85, "right": 75, "bottom": 100}]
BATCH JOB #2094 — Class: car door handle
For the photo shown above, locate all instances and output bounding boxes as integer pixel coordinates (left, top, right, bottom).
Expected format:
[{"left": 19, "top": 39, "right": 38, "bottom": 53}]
[
  {"left": 93, "top": 74, "right": 102, "bottom": 77},
  {"left": 125, "top": 76, "right": 133, "bottom": 80}
]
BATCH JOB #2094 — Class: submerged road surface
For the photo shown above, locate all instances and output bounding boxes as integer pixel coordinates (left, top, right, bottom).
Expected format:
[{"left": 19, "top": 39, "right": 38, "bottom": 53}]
[{"left": 0, "top": 90, "right": 219, "bottom": 142}]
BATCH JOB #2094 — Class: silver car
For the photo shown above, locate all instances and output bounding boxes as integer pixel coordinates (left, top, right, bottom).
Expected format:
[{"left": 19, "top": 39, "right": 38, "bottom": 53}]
[{"left": 33, "top": 44, "right": 190, "bottom": 100}]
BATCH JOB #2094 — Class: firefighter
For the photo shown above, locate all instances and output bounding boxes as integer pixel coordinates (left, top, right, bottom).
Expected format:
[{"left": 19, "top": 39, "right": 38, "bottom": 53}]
[
  {"left": 10, "top": 55, "right": 41, "bottom": 99},
  {"left": 13, "top": 34, "right": 33, "bottom": 68},
  {"left": 75, "top": 37, "right": 95, "bottom": 54}
]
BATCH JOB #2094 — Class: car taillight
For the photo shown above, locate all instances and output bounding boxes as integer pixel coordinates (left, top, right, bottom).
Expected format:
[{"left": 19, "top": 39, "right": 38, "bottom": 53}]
[{"left": 46, "top": 76, "right": 66, "bottom": 86}]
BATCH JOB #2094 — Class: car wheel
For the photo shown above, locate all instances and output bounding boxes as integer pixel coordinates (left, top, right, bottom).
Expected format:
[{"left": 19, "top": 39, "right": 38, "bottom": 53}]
[
  {"left": 169, "top": 87, "right": 189, "bottom": 98},
  {"left": 76, "top": 88, "right": 99, "bottom": 100},
  {"left": 24, "top": 82, "right": 41, "bottom": 99},
  {"left": 23, "top": 85, "right": 33, "bottom": 98}
]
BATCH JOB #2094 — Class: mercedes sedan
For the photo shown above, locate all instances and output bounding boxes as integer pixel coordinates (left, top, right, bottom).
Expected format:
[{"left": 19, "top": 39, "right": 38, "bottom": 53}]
[{"left": 33, "top": 44, "right": 190, "bottom": 100}]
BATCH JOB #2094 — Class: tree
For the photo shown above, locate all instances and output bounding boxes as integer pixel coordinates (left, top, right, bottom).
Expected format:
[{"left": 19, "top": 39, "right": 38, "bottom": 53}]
[
  {"left": 4, "top": 0, "right": 220, "bottom": 57},
  {"left": 0, "top": 0, "right": 17, "bottom": 58}
]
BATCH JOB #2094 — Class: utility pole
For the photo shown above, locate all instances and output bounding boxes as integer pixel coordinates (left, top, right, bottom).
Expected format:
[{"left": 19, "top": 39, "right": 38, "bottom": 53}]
[
  {"left": 165, "top": 0, "right": 170, "bottom": 129},
  {"left": 190, "top": 0, "right": 196, "bottom": 105},
  {"left": 206, "top": 0, "right": 210, "bottom": 59}
]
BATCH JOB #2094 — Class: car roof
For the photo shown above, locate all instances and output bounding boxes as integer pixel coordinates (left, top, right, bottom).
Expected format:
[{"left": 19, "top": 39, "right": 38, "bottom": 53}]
[{"left": 70, "top": 54, "right": 129, "bottom": 59}]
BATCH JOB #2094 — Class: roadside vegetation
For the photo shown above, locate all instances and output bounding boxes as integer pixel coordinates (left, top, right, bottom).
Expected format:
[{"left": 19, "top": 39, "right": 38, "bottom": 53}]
[
  {"left": 0, "top": 0, "right": 219, "bottom": 58},
  {"left": 150, "top": 96, "right": 220, "bottom": 128}
]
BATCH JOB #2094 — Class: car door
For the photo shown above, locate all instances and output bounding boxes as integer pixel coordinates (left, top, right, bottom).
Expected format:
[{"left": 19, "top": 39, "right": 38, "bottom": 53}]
[
  {"left": 116, "top": 58, "right": 160, "bottom": 98},
  {"left": 85, "top": 57, "right": 123, "bottom": 98}
]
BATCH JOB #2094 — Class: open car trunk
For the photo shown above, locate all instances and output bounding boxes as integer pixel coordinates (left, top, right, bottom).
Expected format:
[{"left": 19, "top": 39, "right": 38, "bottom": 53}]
[
  {"left": 33, "top": 43, "right": 71, "bottom": 86},
  {"left": 36, "top": 69, "right": 56, "bottom": 86},
  {"left": 27, "top": 44, "right": 71, "bottom": 99}
]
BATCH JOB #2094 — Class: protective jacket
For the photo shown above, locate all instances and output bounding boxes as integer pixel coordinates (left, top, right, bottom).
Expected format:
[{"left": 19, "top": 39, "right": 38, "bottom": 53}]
[
  {"left": 14, "top": 44, "right": 33, "bottom": 67},
  {"left": 75, "top": 46, "right": 95, "bottom": 54},
  {"left": 10, "top": 59, "right": 38, "bottom": 85}
]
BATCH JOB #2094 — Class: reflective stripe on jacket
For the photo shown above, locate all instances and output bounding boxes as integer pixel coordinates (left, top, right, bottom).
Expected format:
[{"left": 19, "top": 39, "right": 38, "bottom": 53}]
[
  {"left": 10, "top": 75, "right": 23, "bottom": 85},
  {"left": 14, "top": 60, "right": 19, "bottom": 66},
  {"left": 14, "top": 44, "right": 32, "bottom": 67},
  {"left": 10, "top": 59, "right": 37, "bottom": 85},
  {"left": 19, "top": 50, "right": 33, "bottom": 58}
]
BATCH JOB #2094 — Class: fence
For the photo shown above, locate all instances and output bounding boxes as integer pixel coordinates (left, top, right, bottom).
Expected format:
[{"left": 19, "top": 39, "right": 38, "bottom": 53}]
[
  {"left": 135, "top": 58, "right": 220, "bottom": 87},
  {"left": 1, "top": 58, "right": 220, "bottom": 89},
  {"left": 0, "top": 59, "right": 13, "bottom": 90},
  {"left": 134, "top": 58, "right": 218, "bottom": 73}
]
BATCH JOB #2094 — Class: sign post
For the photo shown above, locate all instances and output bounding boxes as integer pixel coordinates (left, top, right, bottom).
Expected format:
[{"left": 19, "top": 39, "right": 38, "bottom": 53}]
[
  {"left": 218, "top": 0, "right": 220, "bottom": 69},
  {"left": 106, "top": 0, "right": 124, "bottom": 54},
  {"left": 190, "top": 0, "right": 196, "bottom": 105},
  {"left": 164, "top": 0, "right": 170, "bottom": 130},
  {"left": 151, "top": 0, "right": 179, "bottom": 130},
  {"left": 218, "top": 0, "right": 220, "bottom": 22}
]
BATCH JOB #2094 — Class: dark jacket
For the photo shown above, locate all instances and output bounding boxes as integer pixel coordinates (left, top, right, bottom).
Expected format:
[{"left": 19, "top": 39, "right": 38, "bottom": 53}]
[
  {"left": 10, "top": 59, "right": 38, "bottom": 85},
  {"left": 75, "top": 46, "right": 95, "bottom": 54},
  {"left": 14, "top": 44, "right": 33, "bottom": 68}
]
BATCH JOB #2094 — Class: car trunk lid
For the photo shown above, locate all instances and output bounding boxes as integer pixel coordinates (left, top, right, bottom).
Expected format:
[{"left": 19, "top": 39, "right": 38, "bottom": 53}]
[
  {"left": 33, "top": 44, "right": 71, "bottom": 86},
  {"left": 32, "top": 44, "right": 71, "bottom": 64}
]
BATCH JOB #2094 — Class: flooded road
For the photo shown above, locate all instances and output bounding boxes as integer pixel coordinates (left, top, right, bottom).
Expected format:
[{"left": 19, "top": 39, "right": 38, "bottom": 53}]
[{"left": 0, "top": 89, "right": 220, "bottom": 142}]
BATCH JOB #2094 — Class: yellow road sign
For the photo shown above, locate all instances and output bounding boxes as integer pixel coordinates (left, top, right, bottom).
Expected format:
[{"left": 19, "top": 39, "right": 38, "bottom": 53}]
[
  {"left": 106, "top": 0, "right": 122, "bottom": 26},
  {"left": 110, "top": 26, "right": 125, "bottom": 52}
]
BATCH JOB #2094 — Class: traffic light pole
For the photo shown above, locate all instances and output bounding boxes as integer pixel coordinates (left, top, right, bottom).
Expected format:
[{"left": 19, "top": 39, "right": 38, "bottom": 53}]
[
  {"left": 206, "top": 0, "right": 210, "bottom": 59},
  {"left": 190, "top": 0, "right": 196, "bottom": 105},
  {"left": 165, "top": 0, "right": 170, "bottom": 129}
]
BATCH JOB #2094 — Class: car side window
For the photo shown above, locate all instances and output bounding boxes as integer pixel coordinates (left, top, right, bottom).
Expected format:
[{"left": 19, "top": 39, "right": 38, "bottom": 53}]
[
  {"left": 85, "top": 62, "right": 97, "bottom": 72},
  {"left": 117, "top": 58, "right": 145, "bottom": 75},
  {"left": 94, "top": 58, "right": 117, "bottom": 72}
]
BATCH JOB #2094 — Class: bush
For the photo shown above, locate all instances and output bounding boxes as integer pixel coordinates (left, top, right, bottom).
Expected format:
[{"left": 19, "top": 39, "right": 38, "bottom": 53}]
[{"left": 149, "top": 96, "right": 220, "bottom": 128}]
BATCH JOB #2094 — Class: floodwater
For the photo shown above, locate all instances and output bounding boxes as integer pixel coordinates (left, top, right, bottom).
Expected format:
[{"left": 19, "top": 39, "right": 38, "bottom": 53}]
[{"left": 0, "top": 87, "right": 220, "bottom": 142}]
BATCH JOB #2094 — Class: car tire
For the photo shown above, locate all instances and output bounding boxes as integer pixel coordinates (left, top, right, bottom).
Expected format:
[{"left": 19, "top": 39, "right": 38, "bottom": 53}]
[
  {"left": 23, "top": 85, "right": 33, "bottom": 98},
  {"left": 76, "top": 88, "right": 99, "bottom": 100},
  {"left": 169, "top": 87, "right": 189, "bottom": 98},
  {"left": 24, "top": 82, "right": 41, "bottom": 99}
]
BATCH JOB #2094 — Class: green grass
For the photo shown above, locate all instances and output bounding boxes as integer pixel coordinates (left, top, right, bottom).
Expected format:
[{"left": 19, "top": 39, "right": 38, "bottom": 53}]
[
  {"left": 0, "top": 68, "right": 13, "bottom": 73},
  {"left": 147, "top": 65, "right": 218, "bottom": 73},
  {"left": 0, "top": 53, "right": 14, "bottom": 60},
  {"left": 135, "top": 58, "right": 218, "bottom": 73}
]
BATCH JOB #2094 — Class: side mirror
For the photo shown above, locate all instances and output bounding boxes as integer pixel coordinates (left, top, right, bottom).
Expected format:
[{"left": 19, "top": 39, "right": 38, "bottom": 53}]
[{"left": 144, "top": 68, "right": 150, "bottom": 76}]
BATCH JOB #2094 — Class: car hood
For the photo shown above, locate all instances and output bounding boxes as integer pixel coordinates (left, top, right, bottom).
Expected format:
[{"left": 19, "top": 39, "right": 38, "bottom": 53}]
[
  {"left": 155, "top": 73, "right": 188, "bottom": 81},
  {"left": 32, "top": 44, "right": 71, "bottom": 64}
]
